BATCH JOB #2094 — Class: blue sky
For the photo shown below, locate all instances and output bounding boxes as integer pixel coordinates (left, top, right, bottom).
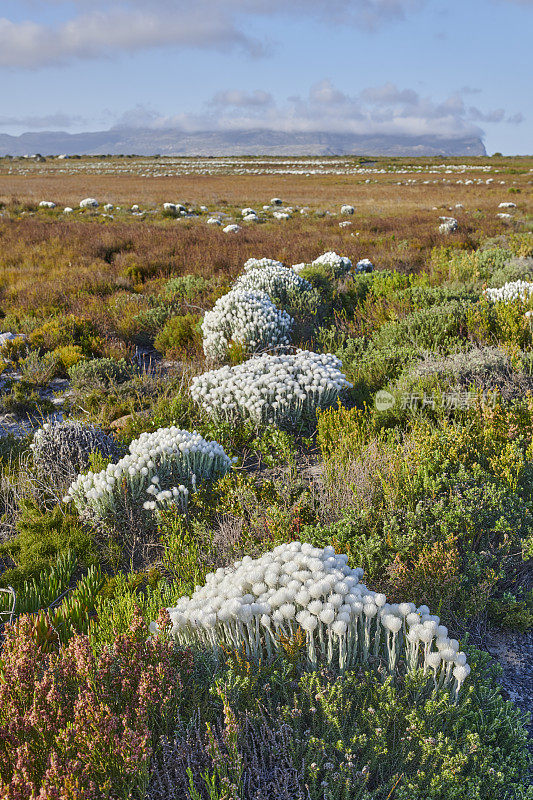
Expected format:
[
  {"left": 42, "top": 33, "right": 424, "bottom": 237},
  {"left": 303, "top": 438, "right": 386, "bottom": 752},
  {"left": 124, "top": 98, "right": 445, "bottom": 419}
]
[{"left": 0, "top": 0, "right": 531, "bottom": 153}]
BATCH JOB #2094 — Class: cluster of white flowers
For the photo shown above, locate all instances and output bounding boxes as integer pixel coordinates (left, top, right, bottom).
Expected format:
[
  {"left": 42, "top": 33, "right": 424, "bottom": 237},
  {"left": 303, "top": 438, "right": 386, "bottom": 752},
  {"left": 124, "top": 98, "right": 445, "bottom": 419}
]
[
  {"left": 484, "top": 280, "right": 533, "bottom": 303},
  {"left": 80, "top": 198, "right": 98, "bottom": 209},
  {"left": 190, "top": 350, "right": 351, "bottom": 425},
  {"left": 64, "top": 427, "right": 232, "bottom": 520},
  {"left": 202, "top": 289, "right": 293, "bottom": 360},
  {"left": 163, "top": 202, "right": 186, "bottom": 216},
  {"left": 438, "top": 217, "right": 458, "bottom": 234},
  {"left": 234, "top": 264, "right": 312, "bottom": 305},
  {"left": 293, "top": 251, "right": 353, "bottom": 279},
  {"left": 356, "top": 258, "right": 374, "bottom": 273},
  {"left": 243, "top": 257, "right": 284, "bottom": 272},
  {"left": 154, "top": 542, "right": 470, "bottom": 697}
]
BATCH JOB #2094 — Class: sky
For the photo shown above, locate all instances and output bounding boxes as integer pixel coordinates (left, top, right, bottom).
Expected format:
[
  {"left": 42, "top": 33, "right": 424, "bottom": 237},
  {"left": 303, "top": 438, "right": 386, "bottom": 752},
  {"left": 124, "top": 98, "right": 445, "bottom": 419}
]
[{"left": 0, "top": 0, "right": 531, "bottom": 154}]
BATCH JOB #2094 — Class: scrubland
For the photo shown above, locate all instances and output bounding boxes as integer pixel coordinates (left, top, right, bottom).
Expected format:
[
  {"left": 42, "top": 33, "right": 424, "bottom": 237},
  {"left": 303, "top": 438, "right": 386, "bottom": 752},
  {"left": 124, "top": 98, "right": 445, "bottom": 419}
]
[{"left": 0, "top": 155, "right": 532, "bottom": 800}]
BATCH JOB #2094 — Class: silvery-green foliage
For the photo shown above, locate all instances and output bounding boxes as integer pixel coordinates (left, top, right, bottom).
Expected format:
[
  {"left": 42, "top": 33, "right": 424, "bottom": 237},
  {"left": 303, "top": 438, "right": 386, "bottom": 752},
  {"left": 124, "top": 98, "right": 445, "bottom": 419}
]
[
  {"left": 64, "top": 427, "right": 232, "bottom": 522},
  {"left": 154, "top": 542, "right": 470, "bottom": 699},
  {"left": 234, "top": 265, "right": 312, "bottom": 305},
  {"left": 293, "top": 251, "right": 353, "bottom": 279},
  {"left": 243, "top": 257, "right": 285, "bottom": 272},
  {"left": 202, "top": 289, "right": 293, "bottom": 361},
  {"left": 30, "top": 420, "right": 120, "bottom": 487},
  {"left": 484, "top": 280, "right": 533, "bottom": 303},
  {"left": 190, "top": 351, "right": 351, "bottom": 426}
]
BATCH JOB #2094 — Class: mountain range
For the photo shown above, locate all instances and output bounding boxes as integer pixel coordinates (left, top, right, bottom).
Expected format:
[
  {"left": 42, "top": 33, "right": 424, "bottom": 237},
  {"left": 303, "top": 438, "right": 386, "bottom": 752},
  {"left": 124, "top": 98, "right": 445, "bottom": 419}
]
[{"left": 0, "top": 128, "right": 487, "bottom": 157}]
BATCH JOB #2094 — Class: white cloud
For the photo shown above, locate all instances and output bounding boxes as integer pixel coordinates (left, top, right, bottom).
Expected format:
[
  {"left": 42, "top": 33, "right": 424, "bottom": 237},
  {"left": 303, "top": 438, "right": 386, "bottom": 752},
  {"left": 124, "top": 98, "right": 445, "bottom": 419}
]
[
  {"left": 110, "top": 81, "right": 522, "bottom": 140},
  {"left": 0, "top": 111, "right": 85, "bottom": 128},
  {"left": 0, "top": 0, "right": 426, "bottom": 69},
  {"left": 211, "top": 89, "right": 274, "bottom": 107},
  {"left": 0, "top": 8, "right": 263, "bottom": 69}
]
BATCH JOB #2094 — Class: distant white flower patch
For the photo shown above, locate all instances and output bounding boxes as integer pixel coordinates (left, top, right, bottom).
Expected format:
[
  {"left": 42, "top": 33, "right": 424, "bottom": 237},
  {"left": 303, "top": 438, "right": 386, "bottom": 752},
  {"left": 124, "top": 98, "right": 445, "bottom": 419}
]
[
  {"left": 438, "top": 217, "right": 458, "bottom": 234},
  {"left": 356, "top": 259, "right": 374, "bottom": 273},
  {"left": 312, "top": 251, "right": 353, "bottom": 278}
]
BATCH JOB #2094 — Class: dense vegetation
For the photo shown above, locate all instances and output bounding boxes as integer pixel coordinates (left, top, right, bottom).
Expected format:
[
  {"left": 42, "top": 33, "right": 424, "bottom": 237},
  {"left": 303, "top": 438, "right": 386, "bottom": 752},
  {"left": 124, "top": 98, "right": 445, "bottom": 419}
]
[{"left": 0, "top": 162, "right": 531, "bottom": 799}]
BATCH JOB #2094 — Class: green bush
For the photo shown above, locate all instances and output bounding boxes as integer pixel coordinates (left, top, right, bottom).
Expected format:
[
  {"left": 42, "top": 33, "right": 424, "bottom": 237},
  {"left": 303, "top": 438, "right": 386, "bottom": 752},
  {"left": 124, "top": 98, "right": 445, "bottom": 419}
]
[
  {"left": 68, "top": 357, "right": 134, "bottom": 389},
  {"left": 154, "top": 314, "right": 202, "bottom": 356},
  {"left": 0, "top": 500, "right": 97, "bottom": 590}
]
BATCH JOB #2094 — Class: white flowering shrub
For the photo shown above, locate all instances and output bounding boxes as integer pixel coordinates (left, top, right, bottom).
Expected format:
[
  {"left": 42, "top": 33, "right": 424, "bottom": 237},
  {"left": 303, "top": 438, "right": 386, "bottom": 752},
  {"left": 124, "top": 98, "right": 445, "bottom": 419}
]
[
  {"left": 243, "top": 258, "right": 285, "bottom": 272},
  {"left": 64, "top": 427, "right": 232, "bottom": 522},
  {"left": 233, "top": 265, "right": 312, "bottom": 305},
  {"left": 293, "top": 251, "right": 353, "bottom": 279},
  {"left": 438, "top": 217, "right": 458, "bottom": 234},
  {"left": 484, "top": 280, "right": 533, "bottom": 303},
  {"left": 313, "top": 251, "right": 353, "bottom": 277},
  {"left": 190, "top": 351, "right": 351, "bottom": 425},
  {"left": 154, "top": 542, "right": 470, "bottom": 698},
  {"left": 202, "top": 289, "right": 293, "bottom": 361},
  {"left": 356, "top": 258, "right": 374, "bottom": 273}
]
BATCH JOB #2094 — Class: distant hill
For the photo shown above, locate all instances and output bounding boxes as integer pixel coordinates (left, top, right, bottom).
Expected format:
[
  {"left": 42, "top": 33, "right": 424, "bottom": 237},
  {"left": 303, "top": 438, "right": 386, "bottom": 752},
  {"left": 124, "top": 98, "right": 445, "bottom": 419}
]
[{"left": 0, "top": 127, "right": 487, "bottom": 157}]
